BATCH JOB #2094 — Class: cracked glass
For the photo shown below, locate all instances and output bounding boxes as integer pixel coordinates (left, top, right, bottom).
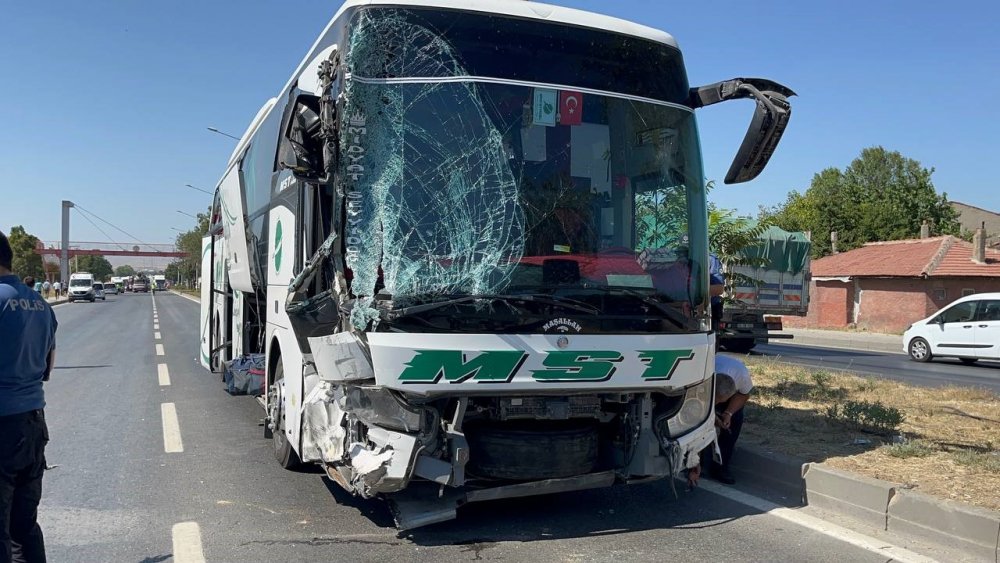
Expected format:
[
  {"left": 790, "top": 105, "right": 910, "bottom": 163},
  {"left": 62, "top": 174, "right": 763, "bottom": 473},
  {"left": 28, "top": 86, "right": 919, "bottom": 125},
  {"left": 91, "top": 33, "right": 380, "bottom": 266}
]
[{"left": 340, "top": 8, "right": 708, "bottom": 331}]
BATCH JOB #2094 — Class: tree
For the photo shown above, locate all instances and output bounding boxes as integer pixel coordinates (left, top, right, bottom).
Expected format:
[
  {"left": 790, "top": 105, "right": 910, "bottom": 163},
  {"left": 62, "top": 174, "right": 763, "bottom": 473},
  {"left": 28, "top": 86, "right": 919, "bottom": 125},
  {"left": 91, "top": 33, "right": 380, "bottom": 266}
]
[
  {"left": 114, "top": 265, "right": 136, "bottom": 277},
  {"left": 173, "top": 207, "right": 211, "bottom": 286},
  {"left": 5, "top": 225, "right": 44, "bottom": 279},
  {"left": 760, "top": 147, "right": 960, "bottom": 257},
  {"left": 74, "top": 255, "right": 114, "bottom": 280}
]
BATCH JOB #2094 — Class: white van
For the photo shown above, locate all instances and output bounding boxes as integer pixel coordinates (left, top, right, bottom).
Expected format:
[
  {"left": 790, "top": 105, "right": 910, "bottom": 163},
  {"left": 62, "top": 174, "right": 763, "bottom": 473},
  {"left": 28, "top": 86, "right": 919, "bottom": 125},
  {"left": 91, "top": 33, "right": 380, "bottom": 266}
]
[
  {"left": 903, "top": 292, "right": 1000, "bottom": 364},
  {"left": 68, "top": 272, "right": 96, "bottom": 303}
]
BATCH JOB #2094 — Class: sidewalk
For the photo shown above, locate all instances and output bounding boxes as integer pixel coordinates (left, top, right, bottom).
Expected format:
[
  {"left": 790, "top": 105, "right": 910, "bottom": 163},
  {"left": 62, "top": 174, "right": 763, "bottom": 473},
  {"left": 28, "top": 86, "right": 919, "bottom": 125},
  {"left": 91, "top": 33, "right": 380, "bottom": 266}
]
[{"left": 782, "top": 328, "right": 903, "bottom": 354}]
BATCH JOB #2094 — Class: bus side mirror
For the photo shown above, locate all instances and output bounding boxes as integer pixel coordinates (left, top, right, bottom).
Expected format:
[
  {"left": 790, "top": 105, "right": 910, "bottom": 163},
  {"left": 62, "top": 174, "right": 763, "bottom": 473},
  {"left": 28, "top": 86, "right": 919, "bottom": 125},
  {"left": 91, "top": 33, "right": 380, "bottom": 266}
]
[
  {"left": 687, "top": 78, "right": 795, "bottom": 184},
  {"left": 278, "top": 95, "right": 323, "bottom": 178}
]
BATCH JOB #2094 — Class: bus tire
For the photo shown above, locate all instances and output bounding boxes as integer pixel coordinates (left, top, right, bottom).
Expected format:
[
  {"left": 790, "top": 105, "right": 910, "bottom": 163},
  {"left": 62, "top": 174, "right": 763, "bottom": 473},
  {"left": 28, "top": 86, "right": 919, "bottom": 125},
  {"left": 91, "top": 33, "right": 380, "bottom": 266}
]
[{"left": 270, "top": 362, "right": 301, "bottom": 469}]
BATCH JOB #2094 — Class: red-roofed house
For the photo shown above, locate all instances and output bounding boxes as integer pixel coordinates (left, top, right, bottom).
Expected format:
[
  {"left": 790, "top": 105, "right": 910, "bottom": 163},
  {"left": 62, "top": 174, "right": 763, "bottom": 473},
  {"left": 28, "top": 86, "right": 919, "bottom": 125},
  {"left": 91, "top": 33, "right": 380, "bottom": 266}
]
[{"left": 786, "top": 231, "right": 1000, "bottom": 333}]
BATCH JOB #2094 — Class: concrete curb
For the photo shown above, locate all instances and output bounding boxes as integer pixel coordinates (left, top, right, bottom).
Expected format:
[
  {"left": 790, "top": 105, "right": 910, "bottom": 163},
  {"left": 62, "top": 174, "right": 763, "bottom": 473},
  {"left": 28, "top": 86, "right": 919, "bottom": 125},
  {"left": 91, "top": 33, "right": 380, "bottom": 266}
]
[
  {"left": 732, "top": 445, "right": 805, "bottom": 501},
  {"left": 801, "top": 461, "right": 1000, "bottom": 562},
  {"left": 169, "top": 290, "right": 200, "bottom": 304},
  {"left": 802, "top": 463, "right": 892, "bottom": 531},
  {"left": 736, "top": 447, "right": 1000, "bottom": 560},
  {"left": 782, "top": 331, "right": 903, "bottom": 355},
  {"left": 888, "top": 489, "right": 1000, "bottom": 562}
]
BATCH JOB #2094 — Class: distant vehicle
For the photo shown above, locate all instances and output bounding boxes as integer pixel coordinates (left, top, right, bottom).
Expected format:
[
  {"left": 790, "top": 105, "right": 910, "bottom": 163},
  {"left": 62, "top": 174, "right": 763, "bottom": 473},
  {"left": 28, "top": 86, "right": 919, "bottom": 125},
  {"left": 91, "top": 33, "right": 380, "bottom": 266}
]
[
  {"left": 68, "top": 272, "right": 95, "bottom": 303},
  {"left": 718, "top": 227, "right": 811, "bottom": 353},
  {"left": 133, "top": 277, "right": 149, "bottom": 293},
  {"left": 92, "top": 282, "right": 107, "bottom": 301},
  {"left": 153, "top": 274, "right": 167, "bottom": 291},
  {"left": 103, "top": 282, "right": 119, "bottom": 295},
  {"left": 904, "top": 292, "right": 1000, "bottom": 364}
]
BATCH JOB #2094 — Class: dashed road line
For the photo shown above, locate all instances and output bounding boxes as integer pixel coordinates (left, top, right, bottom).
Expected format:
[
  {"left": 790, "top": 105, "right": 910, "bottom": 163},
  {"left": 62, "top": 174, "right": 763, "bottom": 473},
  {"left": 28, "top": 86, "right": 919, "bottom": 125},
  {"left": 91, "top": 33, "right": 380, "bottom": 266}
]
[
  {"left": 160, "top": 403, "right": 183, "bottom": 453},
  {"left": 156, "top": 343, "right": 165, "bottom": 356},
  {"left": 172, "top": 522, "right": 206, "bottom": 563},
  {"left": 155, "top": 331, "right": 162, "bottom": 340},
  {"left": 158, "top": 363, "right": 171, "bottom": 386},
  {"left": 154, "top": 323, "right": 159, "bottom": 330}
]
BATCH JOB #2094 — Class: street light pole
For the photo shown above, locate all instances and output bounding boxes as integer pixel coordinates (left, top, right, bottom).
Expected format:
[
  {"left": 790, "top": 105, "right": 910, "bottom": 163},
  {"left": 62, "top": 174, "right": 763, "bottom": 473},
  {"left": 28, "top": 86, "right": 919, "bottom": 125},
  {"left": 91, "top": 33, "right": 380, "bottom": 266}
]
[
  {"left": 206, "top": 127, "right": 240, "bottom": 141},
  {"left": 177, "top": 210, "right": 198, "bottom": 219}
]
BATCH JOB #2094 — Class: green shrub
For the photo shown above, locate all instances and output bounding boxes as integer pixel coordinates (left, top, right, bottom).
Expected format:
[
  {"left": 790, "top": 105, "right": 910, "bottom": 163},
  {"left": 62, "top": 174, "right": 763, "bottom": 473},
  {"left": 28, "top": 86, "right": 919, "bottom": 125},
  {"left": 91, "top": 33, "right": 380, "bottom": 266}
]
[
  {"left": 886, "top": 440, "right": 934, "bottom": 458},
  {"left": 826, "top": 400, "right": 905, "bottom": 434}
]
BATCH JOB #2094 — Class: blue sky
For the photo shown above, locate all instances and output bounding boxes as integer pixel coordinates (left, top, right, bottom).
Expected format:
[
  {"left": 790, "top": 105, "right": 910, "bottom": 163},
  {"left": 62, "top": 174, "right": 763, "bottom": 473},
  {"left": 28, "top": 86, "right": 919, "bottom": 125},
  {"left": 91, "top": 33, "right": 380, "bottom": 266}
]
[{"left": 2, "top": 0, "right": 998, "bottom": 249}]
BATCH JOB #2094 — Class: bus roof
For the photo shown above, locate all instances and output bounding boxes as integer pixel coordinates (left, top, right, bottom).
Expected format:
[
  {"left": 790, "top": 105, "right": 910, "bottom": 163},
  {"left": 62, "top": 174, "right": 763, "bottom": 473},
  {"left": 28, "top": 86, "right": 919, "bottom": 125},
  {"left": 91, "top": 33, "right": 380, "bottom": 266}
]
[{"left": 343, "top": 0, "right": 677, "bottom": 47}]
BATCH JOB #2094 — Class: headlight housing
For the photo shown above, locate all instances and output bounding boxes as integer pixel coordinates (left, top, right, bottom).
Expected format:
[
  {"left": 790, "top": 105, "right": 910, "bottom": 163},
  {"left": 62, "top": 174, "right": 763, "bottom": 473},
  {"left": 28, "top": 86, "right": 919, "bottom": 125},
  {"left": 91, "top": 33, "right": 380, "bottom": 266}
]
[
  {"left": 662, "top": 377, "right": 713, "bottom": 438},
  {"left": 344, "top": 386, "right": 429, "bottom": 433}
]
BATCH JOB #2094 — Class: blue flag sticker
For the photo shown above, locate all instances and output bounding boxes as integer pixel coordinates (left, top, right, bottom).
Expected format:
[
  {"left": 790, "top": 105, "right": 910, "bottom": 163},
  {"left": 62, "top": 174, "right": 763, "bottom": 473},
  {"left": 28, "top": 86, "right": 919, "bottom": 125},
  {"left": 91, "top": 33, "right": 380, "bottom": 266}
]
[{"left": 532, "top": 88, "right": 557, "bottom": 127}]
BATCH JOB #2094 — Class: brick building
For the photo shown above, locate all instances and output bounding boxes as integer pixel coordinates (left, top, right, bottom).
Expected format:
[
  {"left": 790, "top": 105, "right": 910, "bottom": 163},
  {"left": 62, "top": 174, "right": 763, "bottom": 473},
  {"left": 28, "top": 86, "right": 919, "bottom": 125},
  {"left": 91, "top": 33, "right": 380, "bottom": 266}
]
[{"left": 786, "top": 231, "right": 1000, "bottom": 333}]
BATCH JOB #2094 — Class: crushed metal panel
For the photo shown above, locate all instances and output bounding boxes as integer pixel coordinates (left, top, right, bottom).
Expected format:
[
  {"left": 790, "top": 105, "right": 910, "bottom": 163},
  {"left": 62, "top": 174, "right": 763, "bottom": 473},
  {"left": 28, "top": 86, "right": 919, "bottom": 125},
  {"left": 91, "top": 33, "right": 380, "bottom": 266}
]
[
  {"left": 308, "top": 332, "right": 375, "bottom": 382},
  {"left": 300, "top": 382, "right": 348, "bottom": 463}
]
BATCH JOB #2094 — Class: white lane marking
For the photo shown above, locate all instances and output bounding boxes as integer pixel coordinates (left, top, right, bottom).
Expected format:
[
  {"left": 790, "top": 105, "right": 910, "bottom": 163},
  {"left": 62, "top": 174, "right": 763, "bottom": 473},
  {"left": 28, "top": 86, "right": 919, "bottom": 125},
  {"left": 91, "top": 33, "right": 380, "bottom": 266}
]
[
  {"left": 161, "top": 403, "right": 183, "bottom": 453},
  {"left": 155, "top": 332, "right": 162, "bottom": 340},
  {"left": 172, "top": 522, "right": 206, "bottom": 563},
  {"left": 156, "top": 344, "right": 165, "bottom": 356},
  {"left": 154, "top": 323, "right": 159, "bottom": 330},
  {"left": 158, "top": 363, "right": 171, "bottom": 386},
  {"left": 697, "top": 480, "right": 938, "bottom": 563}
]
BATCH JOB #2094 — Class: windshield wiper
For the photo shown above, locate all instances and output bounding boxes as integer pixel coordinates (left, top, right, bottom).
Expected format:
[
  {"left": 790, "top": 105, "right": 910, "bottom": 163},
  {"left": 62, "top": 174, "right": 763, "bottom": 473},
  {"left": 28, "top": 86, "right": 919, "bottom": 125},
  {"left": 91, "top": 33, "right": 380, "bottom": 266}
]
[{"left": 385, "top": 293, "right": 601, "bottom": 320}]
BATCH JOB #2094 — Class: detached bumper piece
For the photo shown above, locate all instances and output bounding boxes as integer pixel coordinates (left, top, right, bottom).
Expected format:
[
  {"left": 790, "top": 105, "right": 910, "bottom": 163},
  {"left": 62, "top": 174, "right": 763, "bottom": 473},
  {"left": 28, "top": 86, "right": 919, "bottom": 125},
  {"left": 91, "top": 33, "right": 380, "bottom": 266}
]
[{"left": 388, "top": 471, "right": 616, "bottom": 530}]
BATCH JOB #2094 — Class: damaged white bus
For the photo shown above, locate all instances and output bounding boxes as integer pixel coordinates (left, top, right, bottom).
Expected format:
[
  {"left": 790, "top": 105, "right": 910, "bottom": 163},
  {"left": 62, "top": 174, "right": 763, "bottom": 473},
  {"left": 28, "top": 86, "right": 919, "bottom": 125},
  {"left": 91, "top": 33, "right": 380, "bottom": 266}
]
[{"left": 200, "top": 0, "right": 794, "bottom": 529}]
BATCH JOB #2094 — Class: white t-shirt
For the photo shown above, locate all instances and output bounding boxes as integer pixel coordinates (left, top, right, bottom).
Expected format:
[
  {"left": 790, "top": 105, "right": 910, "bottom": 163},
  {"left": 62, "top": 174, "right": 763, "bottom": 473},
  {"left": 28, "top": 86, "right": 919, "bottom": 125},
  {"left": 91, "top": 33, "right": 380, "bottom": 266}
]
[{"left": 715, "top": 355, "right": 753, "bottom": 394}]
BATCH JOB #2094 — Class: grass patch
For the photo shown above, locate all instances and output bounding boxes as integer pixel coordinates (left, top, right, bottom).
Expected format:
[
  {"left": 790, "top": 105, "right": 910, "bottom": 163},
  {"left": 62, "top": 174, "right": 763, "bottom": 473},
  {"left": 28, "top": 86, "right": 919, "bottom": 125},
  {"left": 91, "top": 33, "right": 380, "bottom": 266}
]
[
  {"left": 886, "top": 440, "right": 935, "bottom": 459},
  {"left": 952, "top": 450, "right": 1000, "bottom": 473},
  {"left": 740, "top": 356, "right": 1000, "bottom": 510}
]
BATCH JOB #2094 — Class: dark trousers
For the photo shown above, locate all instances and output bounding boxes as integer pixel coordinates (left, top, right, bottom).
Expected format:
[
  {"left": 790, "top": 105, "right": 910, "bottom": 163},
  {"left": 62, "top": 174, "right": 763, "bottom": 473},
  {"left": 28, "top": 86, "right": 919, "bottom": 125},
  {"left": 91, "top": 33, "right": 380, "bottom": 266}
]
[
  {"left": 0, "top": 410, "right": 48, "bottom": 563},
  {"left": 716, "top": 407, "right": 744, "bottom": 468},
  {"left": 701, "top": 407, "right": 745, "bottom": 470}
]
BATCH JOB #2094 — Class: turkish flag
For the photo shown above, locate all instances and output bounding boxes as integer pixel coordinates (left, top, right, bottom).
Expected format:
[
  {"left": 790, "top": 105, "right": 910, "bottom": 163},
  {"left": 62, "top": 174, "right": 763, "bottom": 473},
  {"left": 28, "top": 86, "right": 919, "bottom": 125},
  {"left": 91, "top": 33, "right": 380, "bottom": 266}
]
[{"left": 559, "top": 90, "right": 583, "bottom": 125}]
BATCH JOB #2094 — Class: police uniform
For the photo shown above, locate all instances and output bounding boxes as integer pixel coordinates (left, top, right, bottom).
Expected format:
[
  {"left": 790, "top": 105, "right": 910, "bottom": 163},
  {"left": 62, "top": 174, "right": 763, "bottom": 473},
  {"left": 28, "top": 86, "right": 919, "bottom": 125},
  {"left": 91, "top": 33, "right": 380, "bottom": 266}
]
[{"left": 0, "top": 273, "right": 57, "bottom": 563}]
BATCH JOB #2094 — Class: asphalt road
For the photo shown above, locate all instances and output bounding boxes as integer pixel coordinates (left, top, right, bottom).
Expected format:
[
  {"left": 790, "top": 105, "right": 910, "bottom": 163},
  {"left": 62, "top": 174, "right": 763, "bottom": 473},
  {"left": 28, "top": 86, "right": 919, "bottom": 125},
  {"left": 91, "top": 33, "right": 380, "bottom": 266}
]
[
  {"left": 37, "top": 292, "right": 922, "bottom": 562},
  {"left": 748, "top": 343, "right": 1000, "bottom": 393}
]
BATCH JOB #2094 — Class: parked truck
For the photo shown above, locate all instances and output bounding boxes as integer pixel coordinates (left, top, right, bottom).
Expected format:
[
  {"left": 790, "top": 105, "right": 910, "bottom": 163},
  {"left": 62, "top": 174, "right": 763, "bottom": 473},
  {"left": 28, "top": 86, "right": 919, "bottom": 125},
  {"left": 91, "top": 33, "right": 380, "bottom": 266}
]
[
  {"left": 199, "top": 0, "right": 794, "bottom": 529},
  {"left": 718, "top": 226, "right": 811, "bottom": 353}
]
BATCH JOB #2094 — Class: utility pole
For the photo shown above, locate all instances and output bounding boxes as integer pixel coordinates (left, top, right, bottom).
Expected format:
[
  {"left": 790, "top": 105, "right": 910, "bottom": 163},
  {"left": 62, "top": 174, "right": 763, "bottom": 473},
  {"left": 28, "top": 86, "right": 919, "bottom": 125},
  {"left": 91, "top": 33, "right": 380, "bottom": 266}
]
[{"left": 60, "top": 200, "right": 74, "bottom": 285}]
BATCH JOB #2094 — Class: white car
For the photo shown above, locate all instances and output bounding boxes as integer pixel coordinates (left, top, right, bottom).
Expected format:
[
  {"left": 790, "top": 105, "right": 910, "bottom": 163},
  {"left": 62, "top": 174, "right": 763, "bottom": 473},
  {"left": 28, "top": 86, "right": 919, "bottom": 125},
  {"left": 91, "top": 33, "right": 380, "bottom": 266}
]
[{"left": 903, "top": 292, "right": 1000, "bottom": 364}]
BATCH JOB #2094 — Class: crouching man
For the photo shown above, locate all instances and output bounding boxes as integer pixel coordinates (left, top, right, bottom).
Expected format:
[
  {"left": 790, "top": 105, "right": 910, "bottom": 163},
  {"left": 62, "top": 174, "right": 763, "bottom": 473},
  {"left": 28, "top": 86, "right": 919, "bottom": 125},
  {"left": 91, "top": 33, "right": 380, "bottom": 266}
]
[{"left": 687, "top": 355, "right": 753, "bottom": 486}]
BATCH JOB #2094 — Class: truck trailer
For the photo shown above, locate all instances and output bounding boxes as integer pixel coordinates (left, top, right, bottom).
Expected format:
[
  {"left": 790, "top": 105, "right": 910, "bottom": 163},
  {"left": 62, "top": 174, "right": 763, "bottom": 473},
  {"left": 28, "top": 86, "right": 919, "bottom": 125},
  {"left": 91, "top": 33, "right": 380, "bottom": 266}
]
[
  {"left": 199, "top": 0, "right": 794, "bottom": 528},
  {"left": 718, "top": 226, "right": 811, "bottom": 353}
]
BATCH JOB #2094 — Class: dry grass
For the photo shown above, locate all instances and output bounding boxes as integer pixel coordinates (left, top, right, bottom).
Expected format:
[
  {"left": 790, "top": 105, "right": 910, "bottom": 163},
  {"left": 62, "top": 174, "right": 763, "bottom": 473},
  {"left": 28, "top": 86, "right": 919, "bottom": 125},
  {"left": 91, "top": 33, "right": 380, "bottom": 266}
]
[{"left": 740, "top": 357, "right": 1000, "bottom": 511}]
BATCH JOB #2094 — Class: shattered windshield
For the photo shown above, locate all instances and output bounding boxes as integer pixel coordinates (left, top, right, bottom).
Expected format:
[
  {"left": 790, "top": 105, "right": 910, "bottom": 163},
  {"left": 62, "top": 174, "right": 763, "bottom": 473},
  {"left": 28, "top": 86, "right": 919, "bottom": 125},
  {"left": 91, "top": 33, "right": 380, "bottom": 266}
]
[{"left": 341, "top": 8, "right": 708, "bottom": 333}]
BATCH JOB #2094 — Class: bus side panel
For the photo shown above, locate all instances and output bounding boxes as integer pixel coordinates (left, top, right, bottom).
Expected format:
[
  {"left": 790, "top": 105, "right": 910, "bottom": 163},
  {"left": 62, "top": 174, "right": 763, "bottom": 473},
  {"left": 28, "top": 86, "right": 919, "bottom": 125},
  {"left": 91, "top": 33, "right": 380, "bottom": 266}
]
[
  {"left": 219, "top": 165, "right": 255, "bottom": 294},
  {"left": 266, "top": 205, "right": 303, "bottom": 454},
  {"left": 199, "top": 236, "right": 212, "bottom": 370}
]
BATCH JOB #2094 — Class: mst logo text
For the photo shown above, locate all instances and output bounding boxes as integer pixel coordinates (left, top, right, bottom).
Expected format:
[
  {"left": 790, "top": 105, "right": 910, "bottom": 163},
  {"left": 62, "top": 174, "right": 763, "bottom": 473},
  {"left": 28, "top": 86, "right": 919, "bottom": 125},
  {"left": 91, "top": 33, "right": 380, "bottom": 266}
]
[{"left": 398, "top": 349, "right": 695, "bottom": 384}]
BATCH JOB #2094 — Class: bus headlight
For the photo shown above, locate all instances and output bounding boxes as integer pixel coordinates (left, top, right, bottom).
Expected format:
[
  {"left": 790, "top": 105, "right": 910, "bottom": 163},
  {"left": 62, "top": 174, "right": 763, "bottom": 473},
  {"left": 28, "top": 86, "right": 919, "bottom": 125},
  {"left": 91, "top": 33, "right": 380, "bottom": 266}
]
[
  {"left": 663, "top": 378, "right": 713, "bottom": 438},
  {"left": 344, "top": 386, "right": 426, "bottom": 433}
]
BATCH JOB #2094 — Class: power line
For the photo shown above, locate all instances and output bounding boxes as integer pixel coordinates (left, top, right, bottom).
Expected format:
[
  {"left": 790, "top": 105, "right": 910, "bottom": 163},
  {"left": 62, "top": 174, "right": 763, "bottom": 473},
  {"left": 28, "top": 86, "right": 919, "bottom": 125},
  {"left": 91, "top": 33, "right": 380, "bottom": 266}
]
[
  {"left": 73, "top": 210, "right": 131, "bottom": 252},
  {"left": 73, "top": 204, "right": 163, "bottom": 254}
]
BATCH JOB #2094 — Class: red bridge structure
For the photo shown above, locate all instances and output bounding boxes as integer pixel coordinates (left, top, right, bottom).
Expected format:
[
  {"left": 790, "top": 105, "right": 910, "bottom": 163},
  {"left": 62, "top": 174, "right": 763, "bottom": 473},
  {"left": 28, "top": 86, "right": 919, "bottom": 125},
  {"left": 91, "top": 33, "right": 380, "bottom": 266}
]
[{"left": 34, "top": 241, "right": 187, "bottom": 258}]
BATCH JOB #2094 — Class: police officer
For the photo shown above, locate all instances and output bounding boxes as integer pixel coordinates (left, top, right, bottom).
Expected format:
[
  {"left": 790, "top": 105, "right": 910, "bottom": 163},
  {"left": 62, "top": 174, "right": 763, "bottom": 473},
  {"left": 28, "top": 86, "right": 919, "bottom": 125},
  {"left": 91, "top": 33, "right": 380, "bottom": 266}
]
[{"left": 0, "top": 230, "right": 57, "bottom": 563}]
